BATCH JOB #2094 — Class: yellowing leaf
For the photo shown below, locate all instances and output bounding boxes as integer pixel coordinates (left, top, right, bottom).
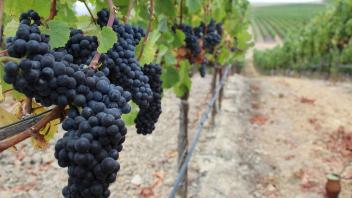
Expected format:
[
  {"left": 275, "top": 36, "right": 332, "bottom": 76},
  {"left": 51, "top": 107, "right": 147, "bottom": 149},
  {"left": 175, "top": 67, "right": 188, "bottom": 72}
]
[
  {"left": 30, "top": 102, "right": 60, "bottom": 149},
  {"left": 0, "top": 85, "right": 4, "bottom": 102},
  {"left": 10, "top": 102, "right": 23, "bottom": 119},
  {"left": 0, "top": 107, "right": 19, "bottom": 127},
  {"left": 4, "top": 19, "right": 19, "bottom": 39}
]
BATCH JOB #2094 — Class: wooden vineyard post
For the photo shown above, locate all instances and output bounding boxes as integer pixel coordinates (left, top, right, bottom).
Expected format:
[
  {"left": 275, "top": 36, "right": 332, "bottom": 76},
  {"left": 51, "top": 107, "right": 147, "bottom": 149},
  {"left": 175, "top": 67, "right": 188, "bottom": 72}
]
[
  {"left": 210, "top": 66, "right": 219, "bottom": 126},
  {"left": 218, "top": 67, "right": 224, "bottom": 110},
  {"left": 177, "top": 90, "right": 189, "bottom": 198}
]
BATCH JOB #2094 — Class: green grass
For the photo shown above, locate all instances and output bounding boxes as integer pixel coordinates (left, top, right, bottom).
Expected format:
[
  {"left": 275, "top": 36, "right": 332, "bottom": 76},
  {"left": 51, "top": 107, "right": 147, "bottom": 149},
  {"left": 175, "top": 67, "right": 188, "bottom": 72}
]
[{"left": 250, "top": 3, "right": 327, "bottom": 41}]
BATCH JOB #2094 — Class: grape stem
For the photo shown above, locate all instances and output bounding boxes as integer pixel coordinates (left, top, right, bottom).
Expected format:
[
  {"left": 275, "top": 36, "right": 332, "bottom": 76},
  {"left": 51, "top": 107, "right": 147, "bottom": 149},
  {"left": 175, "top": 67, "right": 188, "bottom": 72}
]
[
  {"left": 124, "top": 0, "right": 135, "bottom": 23},
  {"left": 22, "top": 97, "right": 32, "bottom": 116},
  {"left": 2, "top": 88, "right": 14, "bottom": 94},
  {"left": 0, "top": 106, "right": 63, "bottom": 152},
  {"left": 46, "top": 0, "right": 57, "bottom": 21},
  {"left": 137, "top": 0, "right": 154, "bottom": 61},
  {"left": 81, "top": 0, "right": 97, "bottom": 25},
  {"left": 0, "top": 49, "right": 8, "bottom": 56},
  {"left": 0, "top": 0, "right": 4, "bottom": 46},
  {"left": 179, "top": 0, "right": 184, "bottom": 25},
  {"left": 0, "top": 56, "right": 21, "bottom": 63},
  {"left": 89, "top": 0, "right": 116, "bottom": 69}
]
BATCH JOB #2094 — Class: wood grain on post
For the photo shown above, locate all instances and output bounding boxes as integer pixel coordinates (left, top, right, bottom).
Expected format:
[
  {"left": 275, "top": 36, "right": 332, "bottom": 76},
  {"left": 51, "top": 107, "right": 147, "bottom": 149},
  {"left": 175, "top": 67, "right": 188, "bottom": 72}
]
[
  {"left": 210, "top": 66, "right": 218, "bottom": 126},
  {"left": 218, "top": 67, "right": 224, "bottom": 110},
  {"left": 177, "top": 91, "right": 189, "bottom": 198}
]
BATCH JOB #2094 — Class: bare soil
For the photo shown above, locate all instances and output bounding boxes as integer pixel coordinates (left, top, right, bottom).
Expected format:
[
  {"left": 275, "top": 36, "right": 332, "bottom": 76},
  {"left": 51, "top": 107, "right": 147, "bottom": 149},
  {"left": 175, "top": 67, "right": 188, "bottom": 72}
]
[{"left": 0, "top": 41, "right": 352, "bottom": 198}]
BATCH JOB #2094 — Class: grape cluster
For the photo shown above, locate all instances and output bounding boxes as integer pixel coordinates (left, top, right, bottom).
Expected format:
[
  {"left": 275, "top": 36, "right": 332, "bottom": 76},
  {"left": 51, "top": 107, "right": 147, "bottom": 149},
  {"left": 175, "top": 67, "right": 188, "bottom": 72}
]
[
  {"left": 55, "top": 72, "right": 131, "bottom": 198},
  {"left": 194, "top": 19, "right": 222, "bottom": 53},
  {"left": 6, "top": 10, "right": 50, "bottom": 58},
  {"left": 97, "top": 9, "right": 153, "bottom": 108},
  {"left": 135, "top": 64, "right": 163, "bottom": 135},
  {"left": 203, "top": 20, "right": 222, "bottom": 52},
  {"left": 5, "top": 54, "right": 131, "bottom": 198},
  {"left": 64, "top": 29, "right": 99, "bottom": 65},
  {"left": 175, "top": 24, "right": 201, "bottom": 57},
  {"left": 4, "top": 9, "right": 163, "bottom": 198}
]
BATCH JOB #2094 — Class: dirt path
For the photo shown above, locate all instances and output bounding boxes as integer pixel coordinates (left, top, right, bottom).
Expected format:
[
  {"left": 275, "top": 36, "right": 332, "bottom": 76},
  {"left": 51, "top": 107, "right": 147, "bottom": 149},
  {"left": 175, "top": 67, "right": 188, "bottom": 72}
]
[
  {"left": 241, "top": 76, "right": 352, "bottom": 198},
  {"left": 190, "top": 42, "right": 352, "bottom": 197}
]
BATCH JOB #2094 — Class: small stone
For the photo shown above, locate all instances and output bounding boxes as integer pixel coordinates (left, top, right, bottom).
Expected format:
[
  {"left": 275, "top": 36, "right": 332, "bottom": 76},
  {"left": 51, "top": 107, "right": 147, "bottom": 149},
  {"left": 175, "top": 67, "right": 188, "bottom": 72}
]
[{"left": 131, "top": 175, "right": 142, "bottom": 186}]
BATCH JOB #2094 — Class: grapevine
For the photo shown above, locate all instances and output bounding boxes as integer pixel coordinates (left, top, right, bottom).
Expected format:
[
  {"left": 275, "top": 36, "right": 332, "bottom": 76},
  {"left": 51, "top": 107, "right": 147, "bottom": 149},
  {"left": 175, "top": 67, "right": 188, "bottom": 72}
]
[{"left": 3, "top": 7, "right": 161, "bottom": 198}]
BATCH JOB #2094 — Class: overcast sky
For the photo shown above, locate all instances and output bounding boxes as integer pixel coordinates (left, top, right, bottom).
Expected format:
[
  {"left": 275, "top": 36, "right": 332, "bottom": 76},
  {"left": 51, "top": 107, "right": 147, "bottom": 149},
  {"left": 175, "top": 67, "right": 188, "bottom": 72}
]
[
  {"left": 249, "top": 0, "right": 322, "bottom": 3},
  {"left": 75, "top": 0, "right": 324, "bottom": 15}
]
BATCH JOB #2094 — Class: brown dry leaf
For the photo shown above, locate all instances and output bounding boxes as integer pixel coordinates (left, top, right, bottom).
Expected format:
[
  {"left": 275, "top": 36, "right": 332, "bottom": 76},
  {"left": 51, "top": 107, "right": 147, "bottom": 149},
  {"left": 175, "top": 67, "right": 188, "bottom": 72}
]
[
  {"left": 152, "top": 171, "right": 165, "bottom": 188},
  {"left": 300, "top": 97, "right": 315, "bottom": 104},
  {"left": 10, "top": 102, "right": 23, "bottom": 119},
  {"left": 164, "top": 150, "right": 177, "bottom": 159},
  {"left": 15, "top": 145, "right": 25, "bottom": 161},
  {"left": 139, "top": 187, "right": 154, "bottom": 198},
  {"left": 9, "top": 182, "right": 36, "bottom": 192},
  {"left": 300, "top": 180, "right": 318, "bottom": 191},
  {"left": 251, "top": 102, "right": 260, "bottom": 109},
  {"left": 284, "top": 155, "right": 295, "bottom": 160},
  {"left": 250, "top": 84, "right": 259, "bottom": 92},
  {"left": 38, "top": 160, "right": 54, "bottom": 171},
  {"left": 308, "top": 118, "right": 318, "bottom": 125},
  {"left": 249, "top": 114, "right": 268, "bottom": 125}
]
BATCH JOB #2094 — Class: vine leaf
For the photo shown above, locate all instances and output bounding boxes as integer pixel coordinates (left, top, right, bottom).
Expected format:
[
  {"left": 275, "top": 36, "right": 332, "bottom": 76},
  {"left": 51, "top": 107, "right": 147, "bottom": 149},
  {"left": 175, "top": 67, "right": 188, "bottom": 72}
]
[
  {"left": 218, "top": 47, "right": 230, "bottom": 65},
  {"left": 161, "top": 66, "right": 179, "bottom": 89},
  {"left": 3, "top": 19, "right": 19, "bottom": 39},
  {"left": 237, "top": 30, "right": 251, "bottom": 50},
  {"left": 138, "top": 30, "right": 161, "bottom": 65},
  {"left": 155, "top": 0, "right": 176, "bottom": 17},
  {"left": 10, "top": 102, "right": 23, "bottom": 119},
  {"left": 97, "top": 27, "right": 117, "bottom": 54},
  {"left": 30, "top": 102, "right": 60, "bottom": 149},
  {"left": 185, "top": 0, "right": 202, "bottom": 13},
  {"left": 0, "top": 107, "right": 19, "bottom": 127},
  {"left": 173, "top": 30, "right": 186, "bottom": 48},
  {"left": 41, "top": 20, "right": 70, "bottom": 49},
  {"left": 174, "top": 60, "right": 191, "bottom": 97},
  {"left": 122, "top": 102, "right": 139, "bottom": 126}
]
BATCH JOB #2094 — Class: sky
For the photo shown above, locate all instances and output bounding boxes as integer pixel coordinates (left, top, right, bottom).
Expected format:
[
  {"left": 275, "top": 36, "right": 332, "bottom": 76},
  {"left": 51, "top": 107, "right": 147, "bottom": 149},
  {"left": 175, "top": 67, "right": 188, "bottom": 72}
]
[
  {"left": 75, "top": 0, "right": 324, "bottom": 15},
  {"left": 249, "top": 0, "right": 322, "bottom": 3}
]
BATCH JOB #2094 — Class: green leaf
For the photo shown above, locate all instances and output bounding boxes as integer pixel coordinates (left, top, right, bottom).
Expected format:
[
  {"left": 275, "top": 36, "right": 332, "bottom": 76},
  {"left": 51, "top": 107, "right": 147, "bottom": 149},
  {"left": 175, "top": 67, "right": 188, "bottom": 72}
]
[
  {"left": 218, "top": 48, "right": 230, "bottom": 65},
  {"left": 97, "top": 27, "right": 118, "bottom": 54},
  {"left": 161, "top": 66, "right": 179, "bottom": 89},
  {"left": 76, "top": 16, "right": 100, "bottom": 36},
  {"left": 156, "top": 45, "right": 169, "bottom": 64},
  {"left": 56, "top": 1, "right": 78, "bottom": 27},
  {"left": 186, "top": 0, "right": 202, "bottom": 13},
  {"left": 122, "top": 102, "right": 139, "bottom": 126},
  {"left": 42, "top": 20, "right": 70, "bottom": 49},
  {"left": 157, "top": 15, "right": 168, "bottom": 32},
  {"left": 237, "top": 30, "right": 251, "bottom": 50},
  {"left": 113, "top": 0, "right": 129, "bottom": 15},
  {"left": 155, "top": 0, "right": 176, "bottom": 17},
  {"left": 137, "top": 30, "right": 161, "bottom": 65},
  {"left": 173, "top": 29, "right": 186, "bottom": 48},
  {"left": 174, "top": 60, "right": 191, "bottom": 97},
  {"left": 3, "top": 19, "right": 19, "bottom": 39},
  {"left": 164, "top": 51, "right": 177, "bottom": 65}
]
